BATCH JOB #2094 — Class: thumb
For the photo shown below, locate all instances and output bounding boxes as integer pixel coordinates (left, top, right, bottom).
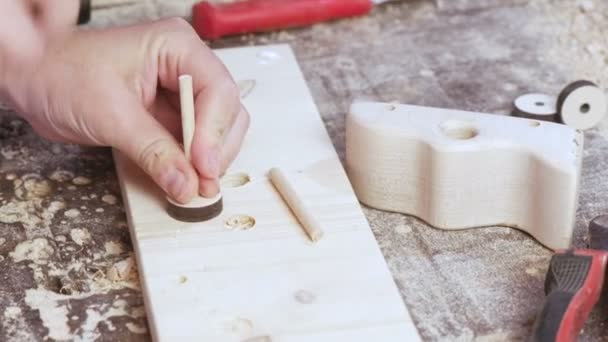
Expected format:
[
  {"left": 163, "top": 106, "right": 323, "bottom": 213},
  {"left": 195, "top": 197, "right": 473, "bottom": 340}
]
[{"left": 111, "top": 99, "right": 198, "bottom": 204}]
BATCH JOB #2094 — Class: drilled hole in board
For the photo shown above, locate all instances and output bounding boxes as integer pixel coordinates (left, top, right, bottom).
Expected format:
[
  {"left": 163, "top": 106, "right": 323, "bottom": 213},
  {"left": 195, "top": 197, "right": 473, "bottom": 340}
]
[
  {"left": 225, "top": 215, "right": 256, "bottom": 231},
  {"left": 386, "top": 104, "right": 397, "bottom": 111},
  {"left": 440, "top": 120, "right": 478, "bottom": 140},
  {"left": 580, "top": 103, "right": 591, "bottom": 114},
  {"left": 220, "top": 172, "right": 251, "bottom": 188}
]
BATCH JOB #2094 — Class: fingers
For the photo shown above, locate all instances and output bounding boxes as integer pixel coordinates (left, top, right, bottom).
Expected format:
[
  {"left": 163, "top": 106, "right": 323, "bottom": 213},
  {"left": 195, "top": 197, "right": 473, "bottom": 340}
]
[
  {"left": 190, "top": 78, "right": 241, "bottom": 196},
  {"left": 111, "top": 97, "right": 198, "bottom": 204},
  {"left": 149, "top": 90, "right": 183, "bottom": 140},
  {"left": 219, "top": 105, "right": 251, "bottom": 173},
  {"left": 27, "top": 0, "right": 80, "bottom": 36},
  {"left": 152, "top": 18, "right": 242, "bottom": 196},
  {"left": 196, "top": 105, "right": 250, "bottom": 196}
]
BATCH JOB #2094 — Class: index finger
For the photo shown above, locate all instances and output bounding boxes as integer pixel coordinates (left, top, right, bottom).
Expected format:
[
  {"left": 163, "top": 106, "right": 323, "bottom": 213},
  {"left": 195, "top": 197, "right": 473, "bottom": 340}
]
[{"left": 153, "top": 18, "right": 241, "bottom": 183}]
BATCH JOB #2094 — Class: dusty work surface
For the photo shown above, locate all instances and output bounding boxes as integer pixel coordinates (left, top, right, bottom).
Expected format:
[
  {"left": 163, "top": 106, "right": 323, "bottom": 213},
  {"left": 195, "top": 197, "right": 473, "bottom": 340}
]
[{"left": 1, "top": 0, "right": 608, "bottom": 340}]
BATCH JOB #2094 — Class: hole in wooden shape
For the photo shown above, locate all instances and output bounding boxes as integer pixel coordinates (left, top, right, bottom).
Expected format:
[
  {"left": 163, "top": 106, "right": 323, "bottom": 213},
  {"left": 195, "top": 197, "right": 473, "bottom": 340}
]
[
  {"left": 535, "top": 101, "right": 545, "bottom": 106},
  {"left": 225, "top": 215, "right": 256, "bottom": 231},
  {"left": 529, "top": 120, "right": 541, "bottom": 127},
  {"left": 220, "top": 172, "right": 251, "bottom": 188},
  {"left": 580, "top": 103, "right": 591, "bottom": 114},
  {"left": 440, "top": 120, "right": 478, "bottom": 140}
]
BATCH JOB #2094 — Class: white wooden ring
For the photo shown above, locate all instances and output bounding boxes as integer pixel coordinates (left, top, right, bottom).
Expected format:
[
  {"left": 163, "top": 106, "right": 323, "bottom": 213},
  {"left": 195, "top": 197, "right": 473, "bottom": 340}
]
[
  {"left": 557, "top": 80, "right": 607, "bottom": 130},
  {"left": 513, "top": 93, "right": 558, "bottom": 122}
]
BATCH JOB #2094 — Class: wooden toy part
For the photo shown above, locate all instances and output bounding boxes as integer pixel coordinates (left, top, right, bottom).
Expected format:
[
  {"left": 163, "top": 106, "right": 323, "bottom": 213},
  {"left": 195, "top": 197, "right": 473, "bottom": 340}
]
[
  {"left": 166, "top": 74, "right": 223, "bottom": 222},
  {"left": 166, "top": 193, "right": 223, "bottom": 222},
  {"left": 115, "top": 46, "right": 420, "bottom": 341},
  {"left": 268, "top": 167, "right": 325, "bottom": 242},
  {"left": 512, "top": 93, "right": 558, "bottom": 123},
  {"left": 557, "top": 80, "right": 607, "bottom": 130},
  {"left": 346, "top": 101, "right": 584, "bottom": 250}
]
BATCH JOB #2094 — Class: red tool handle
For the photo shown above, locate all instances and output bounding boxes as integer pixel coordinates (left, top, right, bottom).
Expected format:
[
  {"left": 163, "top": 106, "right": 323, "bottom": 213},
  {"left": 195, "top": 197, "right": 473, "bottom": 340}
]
[
  {"left": 530, "top": 249, "right": 608, "bottom": 342},
  {"left": 192, "top": 0, "right": 373, "bottom": 40}
]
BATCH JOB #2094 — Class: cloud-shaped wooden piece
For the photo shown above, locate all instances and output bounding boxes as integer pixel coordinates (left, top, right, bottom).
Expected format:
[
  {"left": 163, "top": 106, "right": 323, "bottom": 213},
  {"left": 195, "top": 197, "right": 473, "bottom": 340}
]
[{"left": 346, "top": 101, "right": 583, "bottom": 250}]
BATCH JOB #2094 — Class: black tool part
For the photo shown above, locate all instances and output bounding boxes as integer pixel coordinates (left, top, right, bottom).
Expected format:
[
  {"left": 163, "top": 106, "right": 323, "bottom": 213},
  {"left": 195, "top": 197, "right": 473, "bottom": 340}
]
[
  {"left": 532, "top": 291, "right": 576, "bottom": 342},
  {"left": 543, "top": 252, "right": 591, "bottom": 295},
  {"left": 589, "top": 215, "right": 608, "bottom": 250},
  {"left": 530, "top": 252, "right": 592, "bottom": 342}
]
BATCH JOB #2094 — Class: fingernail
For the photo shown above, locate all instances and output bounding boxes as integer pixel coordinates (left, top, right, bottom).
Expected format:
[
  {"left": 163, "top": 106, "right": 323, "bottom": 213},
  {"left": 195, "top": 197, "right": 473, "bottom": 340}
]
[
  {"left": 160, "top": 167, "right": 186, "bottom": 202},
  {"left": 207, "top": 149, "right": 220, "bottom": 177},
  {"left": 199, "top": 178, "right": 220, "bottom": 198}
]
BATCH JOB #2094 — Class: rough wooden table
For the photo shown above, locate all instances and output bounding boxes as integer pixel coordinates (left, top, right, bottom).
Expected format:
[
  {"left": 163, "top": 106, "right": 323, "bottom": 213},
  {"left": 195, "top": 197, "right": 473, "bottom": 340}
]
[{"left": 1, "top": 0, "right": 607, "bottom": 341}]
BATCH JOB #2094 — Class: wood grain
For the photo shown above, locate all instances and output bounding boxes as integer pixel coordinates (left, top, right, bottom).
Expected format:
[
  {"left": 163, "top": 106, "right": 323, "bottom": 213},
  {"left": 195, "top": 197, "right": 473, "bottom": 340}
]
[
  {"left": 114, "top": 45, "right": 420, "bottom": 341},
  {"left": 346, "top": 101, "right": 584, "bottom": 250}
]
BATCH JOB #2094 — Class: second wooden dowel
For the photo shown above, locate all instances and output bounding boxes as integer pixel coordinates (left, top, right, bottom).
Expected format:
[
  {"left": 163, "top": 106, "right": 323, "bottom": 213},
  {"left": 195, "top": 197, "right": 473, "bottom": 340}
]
[{"left": 268, "top": 168, "right": 324, "bottom": 242}]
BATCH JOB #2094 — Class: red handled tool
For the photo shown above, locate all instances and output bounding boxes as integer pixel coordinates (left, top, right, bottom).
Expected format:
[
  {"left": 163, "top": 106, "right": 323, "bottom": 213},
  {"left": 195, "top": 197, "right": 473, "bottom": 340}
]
[
  {"left": 192, "top": 0, "right": 394, "bottom": 40},
  {"left": 530, "top": 215, "right": 608, "bottom": 342}
]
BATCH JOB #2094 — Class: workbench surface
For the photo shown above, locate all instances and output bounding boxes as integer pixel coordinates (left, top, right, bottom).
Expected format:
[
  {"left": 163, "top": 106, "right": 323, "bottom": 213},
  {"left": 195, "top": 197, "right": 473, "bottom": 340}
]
[{"left": 1, "top": 0, "right": 607, "bottom": 341}]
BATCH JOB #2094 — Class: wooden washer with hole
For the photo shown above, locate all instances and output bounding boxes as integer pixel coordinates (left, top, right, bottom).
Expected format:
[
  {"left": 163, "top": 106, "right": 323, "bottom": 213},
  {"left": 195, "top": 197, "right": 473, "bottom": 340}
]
[
  {"left": 512, "top": 93, "right": 558, "bottom": 122},
  {"left": 346, "top": 101, "right": 583, "bottom": 250},
  {"left": 557, "top": 80, "right": 607, "bottom": 130}
]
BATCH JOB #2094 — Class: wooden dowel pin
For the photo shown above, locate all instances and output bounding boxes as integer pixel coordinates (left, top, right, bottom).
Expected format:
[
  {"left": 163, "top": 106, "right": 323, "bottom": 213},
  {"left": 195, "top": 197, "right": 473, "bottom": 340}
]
[
  {"left": 269, "top": 168, "right": 324, "bottom": 242},
  {"left": 166, "top": 75, "right": 223, "bottom": 222},
  {"left": 180, "top": 75, "right": 196, "bottom": 161}
]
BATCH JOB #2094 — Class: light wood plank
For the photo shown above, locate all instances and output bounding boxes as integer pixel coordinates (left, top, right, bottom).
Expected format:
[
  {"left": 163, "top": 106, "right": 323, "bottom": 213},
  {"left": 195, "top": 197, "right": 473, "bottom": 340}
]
[{"left": 114, "top": 44, "right": 420, "bottom": 341}]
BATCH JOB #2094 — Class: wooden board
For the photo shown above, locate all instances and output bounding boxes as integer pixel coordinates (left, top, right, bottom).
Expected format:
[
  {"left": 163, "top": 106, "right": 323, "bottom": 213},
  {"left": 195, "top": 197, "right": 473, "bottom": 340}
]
[{"left": 114, "top": 44, "right": 420, "bottom": 341}]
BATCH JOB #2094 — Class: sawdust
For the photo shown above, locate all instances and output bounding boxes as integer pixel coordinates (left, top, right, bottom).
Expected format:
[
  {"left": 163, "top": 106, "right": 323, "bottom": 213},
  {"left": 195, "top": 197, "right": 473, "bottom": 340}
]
[
  {"left": 474, "top": 331, "right": 518, "bottom": 341},
  {"left": 107, "top": 256, "right": 137, "bottom": 282},
  {"left": 49, "top": 170, "right": 74, "bottom": 182},
  {"left": 3, "top": 306, "right": 21, "bottom": 320},
  {"left": 0, "top": 201, "right": 43, "bottom": 227},
  {"left": 64, "top": 208, "right": 80, "bottom": 218},
  {"left": 1, "top": 146, "right": 20, "bottom": 160},
  {"left": 14, "top": 174, "right": 52, "bottom": 199},
  {"left": 104, "top": 241, "right": 125, "bottom": 256},
  {"left": 24, "top": 288, "right": 144, "bottom": 341},
  {"left": 532, "top": 0, "right": 608, "bottom": 89},
  {"left": 9, "top": 238, "right": 54, "bottom": 264},
  {"left": 395, "top": 224, "right": 413, "bottom": 235},
  {"left": 72, "top": 176, "right": 92, "bottom": 186},
  {"left": 101, "top": 194, "right": 118, "bottom": 205},
  {"left": 25, "top": 289, "right": 71, "bottom": 340},
  {"left": 0, "top": 173, "right": 66, "bottom": 239},
  {"left": 0, "top": 237, "right": 6, "bottom": 246},
  {"left": 2, "top": 305, "right": 31, "bottom": 342},
  {"left": 70, "top": 228, "right": 92, "bottom": 246},
  {"left": 126, "top": 322, "right": 148, "bottom": 334}
]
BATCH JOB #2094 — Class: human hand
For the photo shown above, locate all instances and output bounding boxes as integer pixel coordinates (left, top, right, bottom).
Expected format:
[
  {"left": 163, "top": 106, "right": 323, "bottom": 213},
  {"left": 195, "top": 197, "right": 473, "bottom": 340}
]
[
  {"left": 0, "top": 0, "right": 79, "bottom": 88},
  {"left": 4, "top": 18, "right": 249, "bottom": 203}
]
